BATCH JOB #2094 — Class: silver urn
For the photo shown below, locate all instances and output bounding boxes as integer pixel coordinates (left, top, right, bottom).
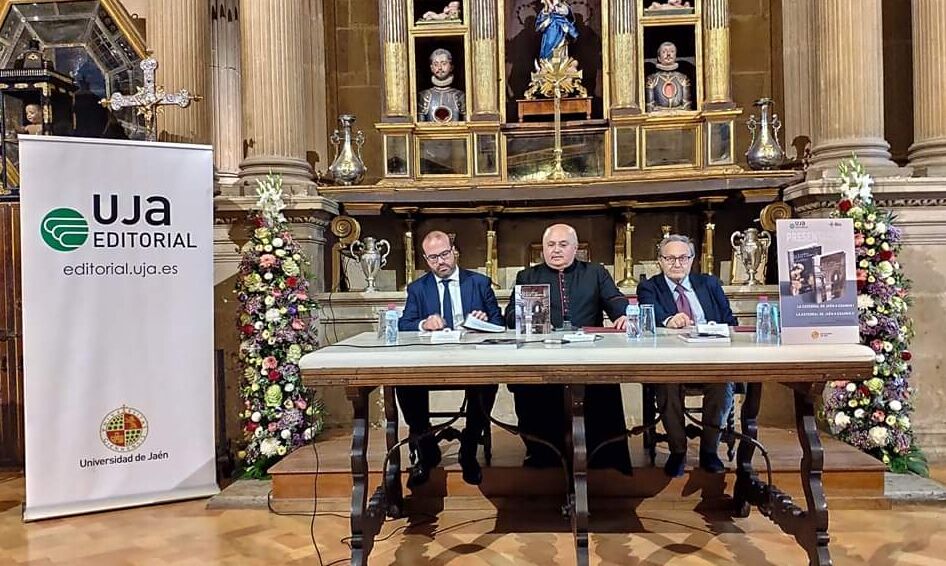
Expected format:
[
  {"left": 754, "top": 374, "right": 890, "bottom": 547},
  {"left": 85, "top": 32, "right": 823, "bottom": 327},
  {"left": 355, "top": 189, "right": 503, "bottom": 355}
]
[
  {"left": 349, "top": 237, "right": 390, "bottom": 292},
  {"left": 745, "top": 98, "right": 785, "bottom": 170},
  {"left": 730, "top": 228, "right": 771, "bottom": 286},
  {"left": 328, "top": 114, "right": 367, "bottom": 185}
]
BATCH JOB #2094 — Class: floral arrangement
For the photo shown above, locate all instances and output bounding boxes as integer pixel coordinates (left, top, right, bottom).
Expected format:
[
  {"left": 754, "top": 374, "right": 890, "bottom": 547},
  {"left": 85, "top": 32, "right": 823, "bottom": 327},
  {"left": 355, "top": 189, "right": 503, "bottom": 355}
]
[
  {"left": 235, "top": 173, "right": 324, "bottom": 478},
  {"left": 821, "top": 157, "right": 927, "bottom": 476}
]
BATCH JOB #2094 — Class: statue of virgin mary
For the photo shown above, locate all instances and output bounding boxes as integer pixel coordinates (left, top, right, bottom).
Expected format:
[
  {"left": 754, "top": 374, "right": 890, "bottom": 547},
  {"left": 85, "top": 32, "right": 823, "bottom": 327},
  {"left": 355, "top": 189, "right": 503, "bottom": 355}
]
[{"left": 535, "top": 0, "right": 578, "bottom": 62}]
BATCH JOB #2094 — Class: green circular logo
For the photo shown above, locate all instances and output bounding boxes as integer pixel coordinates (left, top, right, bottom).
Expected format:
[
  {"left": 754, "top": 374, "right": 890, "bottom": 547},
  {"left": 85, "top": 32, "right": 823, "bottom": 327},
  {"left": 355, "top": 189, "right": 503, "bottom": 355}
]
[{"left": 41, "top": 208, "right": 89, "bottom": 252}]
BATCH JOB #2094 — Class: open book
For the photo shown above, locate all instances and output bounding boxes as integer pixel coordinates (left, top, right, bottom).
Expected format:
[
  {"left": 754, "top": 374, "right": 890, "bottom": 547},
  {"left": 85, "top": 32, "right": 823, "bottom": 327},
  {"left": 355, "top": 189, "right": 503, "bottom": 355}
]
[{"left": 460, "top": 313, "right": 507, "bottom": 333}]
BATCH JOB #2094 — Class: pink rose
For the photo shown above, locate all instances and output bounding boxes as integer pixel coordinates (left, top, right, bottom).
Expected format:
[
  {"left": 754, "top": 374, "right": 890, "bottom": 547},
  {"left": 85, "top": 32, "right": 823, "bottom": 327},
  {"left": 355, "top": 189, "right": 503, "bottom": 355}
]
[
  {"left": 295, "top": 398, "right": 308, "bottom": 410},
  {"left": 259, "top": 254, "right": 277, "bottom": 268},
  {"left": 871, "top": 410, "right": 886, "bottom": 423},
  {"left": 854, "top": 233, "right": 865, "bottom": 246},
  {"left": 291, "top": 319, "right": 305, "bottom": 330},
  {"left": 262, "top": 356, "right": 278, "bottom": 370}
]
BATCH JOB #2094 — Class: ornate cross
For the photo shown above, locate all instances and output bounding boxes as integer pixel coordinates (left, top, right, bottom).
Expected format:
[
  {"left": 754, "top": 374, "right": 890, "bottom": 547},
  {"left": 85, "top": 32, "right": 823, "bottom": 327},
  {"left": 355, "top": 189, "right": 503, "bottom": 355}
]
[{"left": 100, "top": 56, "right": 201, "bottom": 141}]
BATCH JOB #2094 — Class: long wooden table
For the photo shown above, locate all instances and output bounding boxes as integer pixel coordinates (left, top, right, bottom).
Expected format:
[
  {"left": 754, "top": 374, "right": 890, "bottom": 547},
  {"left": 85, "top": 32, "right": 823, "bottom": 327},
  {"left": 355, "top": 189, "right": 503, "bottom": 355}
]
[{"left": 300, "top": 330, "right": 874, "bottom": 566}]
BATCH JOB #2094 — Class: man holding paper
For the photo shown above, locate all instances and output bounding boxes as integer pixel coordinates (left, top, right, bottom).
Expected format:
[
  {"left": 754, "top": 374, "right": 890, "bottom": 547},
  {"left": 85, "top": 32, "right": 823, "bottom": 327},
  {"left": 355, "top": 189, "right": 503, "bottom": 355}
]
[
  {"left": 636, "top": 234, "right": 738, "bottom": 477},
  {"left": 397, "top": 230, "right": 503, "bottom": 486}
]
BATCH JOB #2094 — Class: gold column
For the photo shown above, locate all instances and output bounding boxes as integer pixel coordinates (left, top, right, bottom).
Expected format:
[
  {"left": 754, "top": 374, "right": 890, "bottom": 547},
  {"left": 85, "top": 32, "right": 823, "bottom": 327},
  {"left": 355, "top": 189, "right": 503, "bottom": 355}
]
[
  {"left": 239, "top": 0, "right": 315, "bottom": 190},
  {"left": 485, "top": 210, "right": 501, "bottom": 289},
  {"left": 909, "top": 0, "right": 946, "bottom": 176},
  {"left": 211, "top": 0, "right": 242, "bottom": 193},
  {"left": 701, "top": 211, "right": 716, "bottom": 275},
  {"left": 149, "top": 0, "right": 211, "bottom": 144},
  {"left": 616, "top": 210, "right": 637, "bottom": 288},
  {"left": 395, "top": 208, "right": 418, "bottom": 290},
  {"left": 703, "top": 0, "right": 733, "bottom": 109},
  {"left": 471, "top": 0, "right": 499, "bottom": 120},
  {"left": 808, "top": 0, "right": 899, "bottom": 177},
  {"left": 610, "top": 0, "right": 639, "bottom": 115},
  {"left": 380, "top": 0, "right": 410, "bottom": 120}
]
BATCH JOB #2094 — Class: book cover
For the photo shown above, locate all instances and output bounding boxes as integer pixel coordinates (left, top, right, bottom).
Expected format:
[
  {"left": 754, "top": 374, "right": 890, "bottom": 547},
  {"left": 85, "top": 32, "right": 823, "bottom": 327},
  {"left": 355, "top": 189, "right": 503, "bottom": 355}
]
[
  {"left": 515, "top": 284, "right": 551, "bottom": 335},
  {"left": 787, "top": 244, "right": 822, "bottom": 301},
  {"left": 814, "top": 250, "right": 847, "bottom": 303}
]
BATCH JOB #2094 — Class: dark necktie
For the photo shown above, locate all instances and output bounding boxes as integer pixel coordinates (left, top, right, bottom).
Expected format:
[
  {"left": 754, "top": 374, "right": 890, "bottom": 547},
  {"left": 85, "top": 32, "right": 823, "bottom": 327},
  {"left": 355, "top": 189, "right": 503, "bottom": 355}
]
[
  {"left": 675, "top": 284, "right": 694, "bottom": 320},
  {"left": 441, "top": 278, "right": 454, "bottom": 329}
]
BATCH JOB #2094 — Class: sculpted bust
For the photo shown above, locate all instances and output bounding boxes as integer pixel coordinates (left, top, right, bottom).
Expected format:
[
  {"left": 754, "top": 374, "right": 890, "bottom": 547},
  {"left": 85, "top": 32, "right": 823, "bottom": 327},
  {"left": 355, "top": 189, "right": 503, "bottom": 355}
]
[
  {"left": 417, "top": 48, "right": 466, "bottom": 123},
  {"left": 645, "top": 42, "right": 692, "bottom": 112}
]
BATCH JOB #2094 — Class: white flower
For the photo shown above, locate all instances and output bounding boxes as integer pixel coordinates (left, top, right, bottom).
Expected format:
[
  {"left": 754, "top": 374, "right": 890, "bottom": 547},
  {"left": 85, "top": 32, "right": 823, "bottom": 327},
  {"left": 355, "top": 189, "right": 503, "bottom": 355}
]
[
  {"left": 875, "top": 354, "right": 886, "bottom": 363},
  {"left": 898, "top": 416, "right": 911, "bottom": 430},
  {"left": 868, "top": 426, "right": 889, "bottom": 447},
  {"left": 280, "top": 429, "right": 291, "bottom": 440},
  {"left": 277, "top": 445, "right": 287, "bottom": 456},
  {"left": 866, "top": 316, "right": 878, "bottom": 327},
  {"left": 254, "top": 427, "right": 264, "bottom": 438},
  {"left": 263, "top": 272, "right": 274, "bottom": 280},
  {"left": 264, "top": 296, "right": 275, "bottom": 307},
  {"left": 885, "top": 415, "right": 897, "bottom": 426},
  {"left": 254, "top": 321, "right": 264, "bottom": 330},
  {"left": 260, "top": 437, "right": 280, "bottom": 456},
  {"left": 272, "top": 237, "right": 284, "bottom": 248},
  {"left": 276, "top": 249, "right": 287, "bottom": 257},
  {"left": 265, "top": 308, "right": 282, "bottom": 322},
  {"left": 854, "top": 408, "right": 866, "bottom": 419},
  {"left": 264, "top": 245, "right": 273, "bottom": 252},
  {"left": 845, "top": 383, "right": 857, "bottom": 392},
  {"left": 857, "top": 295, "right": 875, "bottom": 310},
  {"left": 285, "top": 383, "right": 295, "bottom": 392},
  {"left": 874, "top": 222, "right": 886, "bottom": 235},
  {"left": 303, "top": 427, "right": 314, "bottom": 441},
  {"left": 889, "top": 400, "right": 902, "bottom": 412},
  {"left": 251, "top": 411, "right": 261, "bottom": 423},
  {"left": 833, "top": 412, "right": 851, "bottom": 430}
]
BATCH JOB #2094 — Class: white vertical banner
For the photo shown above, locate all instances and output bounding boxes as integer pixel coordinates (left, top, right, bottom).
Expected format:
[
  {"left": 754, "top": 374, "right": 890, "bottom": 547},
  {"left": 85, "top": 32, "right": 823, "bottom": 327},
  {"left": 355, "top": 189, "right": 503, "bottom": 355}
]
[{"left": 20, "top": 136, "right": 218, "bottom": 521}]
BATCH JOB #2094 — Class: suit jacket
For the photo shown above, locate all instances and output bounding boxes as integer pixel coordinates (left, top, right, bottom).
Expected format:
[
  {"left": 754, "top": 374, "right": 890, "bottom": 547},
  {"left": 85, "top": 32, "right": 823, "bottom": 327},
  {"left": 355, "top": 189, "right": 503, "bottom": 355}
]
[
  {"left": 636, "top": 273, "right": 738, "bottom": 327},
  {"left": 503, "top": 261, "right": 629, "bottom": 329},
  {"left": 398, "top": 269, "right": 503, "bottom": 331}
]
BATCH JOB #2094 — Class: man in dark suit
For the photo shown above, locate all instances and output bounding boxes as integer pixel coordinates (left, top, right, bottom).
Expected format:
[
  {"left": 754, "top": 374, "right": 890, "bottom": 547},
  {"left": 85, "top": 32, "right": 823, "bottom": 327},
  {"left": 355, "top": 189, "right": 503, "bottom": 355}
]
[
  {"left": 503, "top": 224, "right": 633, "bottom": 474},
  {"left": 637, "top": 234, "right": 738, "bottom": 477},
  {"left": 398, "top": 230, "right": 503, "bottom": 487}
]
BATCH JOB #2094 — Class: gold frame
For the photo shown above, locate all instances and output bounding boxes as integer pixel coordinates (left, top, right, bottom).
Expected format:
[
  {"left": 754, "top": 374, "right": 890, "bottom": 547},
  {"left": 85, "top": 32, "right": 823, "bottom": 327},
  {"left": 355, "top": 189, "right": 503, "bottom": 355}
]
[
  {"left": 0, "top": 0, "right": 147, "bottom": 58},
  {"left": 414, "top": 131, "right": 473, "bottom": 179},
  {"left": 408, "top": 0, "right": 469, "bottom": 33},
  {"left": 638, "top": 11, "right": 704, "bottom": 114},
  {"left": 611, "top": 125, "right": 640, "bottom": 171},
  {"left": 705, "top": 119, "right": 735, "bottom": 166},
  {"left": 641, "top": 123, "right": 701, "bottom": 170}
]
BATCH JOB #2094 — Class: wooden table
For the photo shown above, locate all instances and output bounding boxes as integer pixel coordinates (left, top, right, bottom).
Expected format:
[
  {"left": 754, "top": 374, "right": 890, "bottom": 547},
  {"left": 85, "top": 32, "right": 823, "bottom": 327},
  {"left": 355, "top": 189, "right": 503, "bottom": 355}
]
[{"left": 300, "top": 331, "right": 874, "bottom": 566}]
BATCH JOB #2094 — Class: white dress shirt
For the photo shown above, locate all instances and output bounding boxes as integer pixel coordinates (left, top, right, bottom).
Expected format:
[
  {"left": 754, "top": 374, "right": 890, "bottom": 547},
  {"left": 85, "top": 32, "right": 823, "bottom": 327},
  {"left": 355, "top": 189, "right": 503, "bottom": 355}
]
[
  {"left": 419, "top": 268, "right": 464, "bottom": 330},
  {"left": 663, "top": 274, "right": 706, "bottom": 325}
]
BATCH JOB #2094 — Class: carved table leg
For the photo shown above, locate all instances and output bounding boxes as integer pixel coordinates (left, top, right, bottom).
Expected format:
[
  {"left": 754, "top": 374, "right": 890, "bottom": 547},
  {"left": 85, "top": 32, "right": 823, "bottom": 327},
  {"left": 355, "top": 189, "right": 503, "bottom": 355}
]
[
  {"left": 733, "top": 382, "right": 762, "bottom": 518},
  {"left": 348, "top": 386, "right": 374, "bottom": 566},
  {"left": 566, "top": 384, "right": 590, "bottom": 566},
  {"left": 382, "top": 386, "right": 404, "bottom": 519},
  {"left": 795, "top": 386, "right": 832, "bottom": 566}
]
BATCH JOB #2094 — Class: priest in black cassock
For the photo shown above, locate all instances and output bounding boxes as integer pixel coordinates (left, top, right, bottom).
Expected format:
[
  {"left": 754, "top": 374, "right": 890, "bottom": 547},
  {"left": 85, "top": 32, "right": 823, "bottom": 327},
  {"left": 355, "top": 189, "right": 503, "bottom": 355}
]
[{"left": 504, "top": 224, "right": 633, "bottom": 474}]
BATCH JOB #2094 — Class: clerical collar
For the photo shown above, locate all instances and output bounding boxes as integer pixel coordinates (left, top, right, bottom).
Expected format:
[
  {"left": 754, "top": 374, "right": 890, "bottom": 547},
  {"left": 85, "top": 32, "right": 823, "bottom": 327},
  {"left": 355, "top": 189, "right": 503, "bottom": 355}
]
[
  {"left": 656, "top": 62, "right": 680, "bottom": 71},
  {"left": 664, "top": 274, "right": 691, "bottom": 292},
  {"left": 431, "top": 75, "right": 455, "bottom": 87}
]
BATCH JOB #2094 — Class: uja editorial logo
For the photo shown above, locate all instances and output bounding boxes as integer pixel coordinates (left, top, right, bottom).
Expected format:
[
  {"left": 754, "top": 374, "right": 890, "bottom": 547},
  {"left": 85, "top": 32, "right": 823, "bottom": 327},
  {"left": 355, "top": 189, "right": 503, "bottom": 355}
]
[{"left": 41, "top": 208, "right": 89, "bottom": 252}]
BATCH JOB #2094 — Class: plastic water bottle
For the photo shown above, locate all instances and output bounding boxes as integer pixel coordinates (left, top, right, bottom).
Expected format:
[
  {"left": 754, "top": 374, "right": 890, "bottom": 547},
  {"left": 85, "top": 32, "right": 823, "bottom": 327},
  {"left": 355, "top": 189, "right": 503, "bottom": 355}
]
[
  {"left": 383, "top": 303, "right": 399, "bottom": 345},
  {"left": 770, "top": 304, "right": 781, "bottom": 336},
  {"left": 755, "top": 295, "right": 773, "bottom": 341},
  {"left": 626, "top": 300, "right": 642, "bottom": 340}
]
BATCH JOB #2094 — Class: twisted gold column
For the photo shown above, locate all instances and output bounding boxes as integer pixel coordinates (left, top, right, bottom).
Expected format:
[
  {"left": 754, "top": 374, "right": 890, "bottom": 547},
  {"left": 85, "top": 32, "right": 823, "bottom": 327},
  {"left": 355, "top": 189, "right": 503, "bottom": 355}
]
[
  {"left": 610, "top": 0, "right": 639, "bottom": 115},
  {"left": 471, "top": 0, "right": 499, "bottom": 119},
  {"left": 703, "top": 0, "right": 733, "bottom": 109},
  {"left": 380, "top": 0, "right": 410, "bottom": 120}
]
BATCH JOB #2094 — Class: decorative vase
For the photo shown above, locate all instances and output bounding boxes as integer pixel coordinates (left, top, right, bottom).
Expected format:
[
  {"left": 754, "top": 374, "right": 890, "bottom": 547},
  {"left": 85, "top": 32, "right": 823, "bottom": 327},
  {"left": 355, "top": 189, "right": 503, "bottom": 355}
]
[
  {"left": 349, "top": 237, "right": 390, "bottom": 292},
  {"left": 328, "top": 114, "right": 367, "bottom": 185},
  {"left": 745, "top": 98, "right": 785, "bottom": 170},
  {"left": 730, "top": 228, "right": 771, "bottom": 286}
]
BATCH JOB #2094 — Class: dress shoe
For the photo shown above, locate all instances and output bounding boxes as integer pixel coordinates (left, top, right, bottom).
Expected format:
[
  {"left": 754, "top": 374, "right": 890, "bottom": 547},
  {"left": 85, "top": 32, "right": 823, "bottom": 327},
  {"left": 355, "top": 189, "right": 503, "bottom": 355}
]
[
  {"left": 664, "top": 452, "right": 687, "bottom": 478},
  {"left": 406, "top": 436, "right": 441, "bottom": 490},
  {"left": 699, "top": 450, "right": 726, "bottom": 474},
  {"left": 458, "top": 432, "right": 483, "bottom": 485}
]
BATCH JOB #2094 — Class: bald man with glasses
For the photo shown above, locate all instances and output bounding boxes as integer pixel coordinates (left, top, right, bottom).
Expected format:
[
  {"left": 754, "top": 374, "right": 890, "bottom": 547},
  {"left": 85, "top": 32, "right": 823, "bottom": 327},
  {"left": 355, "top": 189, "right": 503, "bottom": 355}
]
[
  {"left": 636, "top": 234, "right": 738, "bottom": 477},
  {"left": 397, "top": 231, "right": 503, "bottom": 487}
]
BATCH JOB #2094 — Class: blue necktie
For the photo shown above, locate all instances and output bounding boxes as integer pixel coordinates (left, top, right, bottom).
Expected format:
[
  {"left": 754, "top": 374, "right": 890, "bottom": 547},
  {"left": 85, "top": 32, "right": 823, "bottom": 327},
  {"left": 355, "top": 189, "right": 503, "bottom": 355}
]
[{"left": 441, "top": 279, "right": 454, "bottom": 329}]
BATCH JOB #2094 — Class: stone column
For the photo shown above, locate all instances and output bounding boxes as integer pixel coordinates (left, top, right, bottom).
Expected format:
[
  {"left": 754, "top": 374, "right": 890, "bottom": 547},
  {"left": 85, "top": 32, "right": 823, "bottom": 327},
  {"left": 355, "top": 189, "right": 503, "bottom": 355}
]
[
  {"left": 379, "top": 0, "right": 411, "bottom": 121},
  {"left": 908, "top": 0, "right": 946, "bottom": 176},
  {"left": 148, "top": 0, "right": 212, "bottom": 144},
  {"left": 703, "top": 0, "right": 734, "bottom": 109},
  {"left": 304, "top": 0, "right": 330, "bottom": 174},
  {"left": 211, "top": 0, "right": 242, "bottom": 193},
  {"left": 610, "top": 0, "right": 639, "bottom": 115},
  {"left": 807, "top": 0, "right": 899, "bottom": 177},
  {"left": 239, "top": 0, "right": 315, "bottom": 191},
  {"left": 470, "top": 0, "right": 499, "bottom": 120},
  {"left": 780, "top": 0, "right": 816, "bottom": 159}
]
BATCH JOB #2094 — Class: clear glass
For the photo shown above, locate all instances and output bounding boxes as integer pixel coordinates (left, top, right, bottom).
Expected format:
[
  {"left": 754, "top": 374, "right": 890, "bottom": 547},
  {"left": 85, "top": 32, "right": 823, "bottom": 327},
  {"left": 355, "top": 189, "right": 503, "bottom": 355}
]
[
  {"left": 418, "top": 137, "right": 468, "bottom": 175},
  {"left": 644, "top": 127, "right": 696, "bottom": 167},
  {"left": 475, "top": 133, "right": 498, "bottom": 175},
  {"left": 640, "top": 304, "right": 657, "bottom": 335},
  {"left": 385, "top": 135, "right": 409, "bottom": 176},
  {"left": 613, "top": 126, "right": 638, "bottom": 170},
  {"left": 708, "top": 121, "right": 733, "bottom": 165},
  {"left": 507, "top": 132, "right": 605, "bottom": 181}
]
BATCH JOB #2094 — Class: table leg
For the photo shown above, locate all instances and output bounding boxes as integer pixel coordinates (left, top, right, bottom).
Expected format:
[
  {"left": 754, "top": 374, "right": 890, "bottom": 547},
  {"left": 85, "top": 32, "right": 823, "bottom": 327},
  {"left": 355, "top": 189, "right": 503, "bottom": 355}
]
[
  {"left": 733, "top": 382, "right": 762, "bottom": 518},
  {"left": 795, "top": 386, "right": 832, "bottom": 566},
  {"left": 348, "top": 386, "right": 374, "bottom": 566},
  {"left": 382, "top": 386, "right": 404, "bottom": 519},
  {"left": 565, "top": 384, "right": 590, "bottom": 566}
]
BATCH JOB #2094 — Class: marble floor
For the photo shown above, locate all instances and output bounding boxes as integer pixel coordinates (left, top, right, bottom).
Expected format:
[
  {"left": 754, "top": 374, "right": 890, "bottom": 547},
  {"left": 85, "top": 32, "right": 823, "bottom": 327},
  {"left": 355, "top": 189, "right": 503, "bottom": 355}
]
[{"left": 2, "top": 471, "right": 946, "bottom": 565}]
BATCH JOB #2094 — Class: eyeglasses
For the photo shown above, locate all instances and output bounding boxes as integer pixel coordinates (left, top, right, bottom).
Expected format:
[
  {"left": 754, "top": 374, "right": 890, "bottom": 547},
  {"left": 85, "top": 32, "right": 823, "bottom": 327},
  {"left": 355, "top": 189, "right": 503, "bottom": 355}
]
[
  {"left": 424, "top": 249, "right": 454, "bottom": 262},
  {"left": 659, "top": 254, "right": 693, "bottom": 265}
]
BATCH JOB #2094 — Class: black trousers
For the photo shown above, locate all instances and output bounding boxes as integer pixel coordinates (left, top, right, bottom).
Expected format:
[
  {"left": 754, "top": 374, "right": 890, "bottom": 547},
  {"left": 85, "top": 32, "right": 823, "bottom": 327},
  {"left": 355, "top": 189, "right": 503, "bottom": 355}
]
[
  {"left": 510, "top": 383, "right": 631, "bottom": 468},
  {"left": 395, "top": 384, "right": 498, "bottom": 442}
]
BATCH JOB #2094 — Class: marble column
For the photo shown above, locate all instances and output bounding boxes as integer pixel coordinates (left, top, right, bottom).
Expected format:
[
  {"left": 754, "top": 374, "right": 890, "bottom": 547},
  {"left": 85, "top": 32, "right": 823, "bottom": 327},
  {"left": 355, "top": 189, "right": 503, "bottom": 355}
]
[
  {"left": 703, "top": 0, "right": 734, "bottom": 109},
  {"left": 470, "top": 0, "right": 499, "bottom": 120},
  {"left": 211, "top": 0, "right": 242, "bottom": 193},
  {"left": 610, "top": 0, "right": 639, "bottom": 115},
  {"left": 908, "top": 0, "right": 946, "bottom": 176},
  {"left": 148, "top": 0, "right": 212, "bottom": 144},
  {"left": 379, "top": 0, "right": 411, "bottom": 121},
  {"left": 807, "top": 0, "right": 900, "bottom": 177},
  {"left": 779, "top": 0, "right": 816, "bottom": 160},
  {"left": 239, "top": 0, "right": 315, "bottom": 191}
]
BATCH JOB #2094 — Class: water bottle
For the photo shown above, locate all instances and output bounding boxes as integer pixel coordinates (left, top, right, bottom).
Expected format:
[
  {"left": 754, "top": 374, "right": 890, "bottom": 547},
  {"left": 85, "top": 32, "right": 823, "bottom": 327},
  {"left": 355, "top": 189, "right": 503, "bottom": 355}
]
[
  {"left": 383, "top": 303, "right": 399, "bottom": 345},
  {"left": 755, "top": 295, "right": 773, "bottom": 340},
  {"left": 626, "top": 300, "right": 642, "bottom": 340},
  {"left": 770, "top": 303, "right": 781, "bottom": 336}
]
